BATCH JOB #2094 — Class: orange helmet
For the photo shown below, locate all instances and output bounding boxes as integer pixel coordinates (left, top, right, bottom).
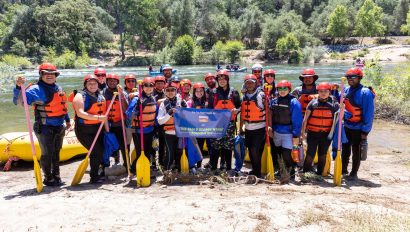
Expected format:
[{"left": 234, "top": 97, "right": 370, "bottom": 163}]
[
  {"left": 316, "top": 82, "right": 332, "bottom": 91},
  {"left": 204, "top": 72, "right": 215, "bottom": 82},
  {"left": 263, "top": 69, "right": 276, "bottom": 77},
  {"left": 142, "top": 77, "right": 155, "bottom": 84},
  {"left": 299, "top": 68, "right": 318, "bottom": 81},
  {"left": 94, "top": 68, "right": 106, "bottom": 75},
  {"left": 244, "top": 74, "right": 257, "bottom": 83},
  {"left": 165, "top": 81, "right": 179, "bottom": 89},
  {"left": 181, "top": 79, "right": 192, "bottom": 86},
  {"left": 216, "top": 69, "right": 230, "bottom": 81},
  {"left": 276, "top": 80, "right": 292, "bottom": 90},
  {"left": 83, "top": 74, "right": 98, "bottom": 83},
  {"left": 345, "top": 67, "right": 363, "bottom": 78},
  {"left": 38, "top": 63, "right": 60, "bottom": 77},
  {"left": 154, "top": 75, "right": 166, "bottom": 83},
  {"left": 106, "top": 73, "right": 120, "bottom": 81},
  {"left": 193, "top": 82, "right": 205, "bottom": 90},
  {"left": 124, "top": 73, "right": 136, "bottom": 81}
]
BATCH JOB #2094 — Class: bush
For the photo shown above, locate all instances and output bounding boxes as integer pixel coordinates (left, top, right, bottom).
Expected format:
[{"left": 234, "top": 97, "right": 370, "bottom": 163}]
[
  {"left": 154, "top": 46, "right": 173, "bottom": 65},
  {"left": 171, "top": 35, "right": 195, "bottom": 65},
  {"left": 224, "top": 40, "right": 244, "bottom": 64},
  {"left": 330, "top": 52, "right": 349, "bottom": 60},
  {"left": 0, "top": 54, "right": 32, "bottom": 69},
  {"left": 0, "top": 62, "right": 18, "bottom": 93},
  {"left": 53, "top": 50, "right": 77, "bottom": 69},
  {"left": 116, "top": 56, "right": 153, "bottom": 67},
  {"left": 302, "top": 46, "right": 327, "bottom": 63},
  {"left": 210, "top": 41, "right": 226, "bottom": 64},
  {"left": 276, "top": 33, "right": 303, "bottom": 63},
  {"left": 10, "top": 38, "right": 28, "bottom": 56},
  {"left": 192, "top": 45, "right": 206, "bottom": 64}
]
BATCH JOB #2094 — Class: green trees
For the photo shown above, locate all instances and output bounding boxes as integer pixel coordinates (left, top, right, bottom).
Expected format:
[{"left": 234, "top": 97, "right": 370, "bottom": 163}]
[
  {"left": 276, "top": 33, "right": 303, "bottom": 63},
  {"left": 224, "top": 40, "right": 244, "bottom": 64},
  {"left": 401, "top": 9, "right": 410, "bottom": 34},
  {"left": 172, "top": 35, "right": 195, "bottom": 65},
  {"left": 238, "top": 4, "right": 263, "bottom": 48},
  {"left": 326, "top": 5, "right": 350, "bottom": 43},
  {"left": 354, "top": 0, "right": 386, "bottom": 43}
]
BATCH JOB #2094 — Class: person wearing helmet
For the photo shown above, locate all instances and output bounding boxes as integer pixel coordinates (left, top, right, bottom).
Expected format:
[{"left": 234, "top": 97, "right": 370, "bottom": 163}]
[
  {"left": 152, "top": 75, "right": 167, "bottom": 167},
  {"left": 162, "top": 64, "right": 173, "bottom": 82},
  {"left": 208, "top": 69, "right": 241, "bottom": 171},
  {"left": 301, "top": 82, "right": 340, "bottom": 175},
  {"left": 126, "top": 77, "right": 158, "bottom": 174},
  {"left": 268, "top": 80, "right": 302, "bottom": 182},
  {"left": 157, "top": 81, "right": 188, "bottom": 171},
  {"left": 204, "top": 72, "right": 217, "bottom": 96},
  {"left": 123, "top": 73, "right": 138, "bottom": 159},
  {"left": 342, "top": 68, "right": 375, "bottom": 181},
  {"left": 14, "top": 63, "right": 70, "bottom": 186},
  {"left": 94, "top": 68, "right": 107, "bottom": 90},
  {"left": 102, "top": 73, "right": 128, "bottom": 166},
  {"left": 124, "top": 73, "right": 137, "bottom": 96},
  {"left": 291, "top": 69, "right": 319, "bottom": 116},
  {"left": 181, "top": 78, "right": 192, "bottom": 102},
  {"left": 239, "top": 74, "right": 266, "bottom": 177},
  {"left": 72, "top": 74, "right": 108, "bottom": 184},
  {"left": 252, "top": 63, "right": 263, "bottom": 84}
]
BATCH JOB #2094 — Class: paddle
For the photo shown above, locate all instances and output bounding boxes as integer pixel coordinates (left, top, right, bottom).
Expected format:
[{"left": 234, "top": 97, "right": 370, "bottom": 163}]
[
  {"left": 136, "top": 80, "right": 150, "bottom": 187},
  {"left": 333, "top": 77, "right": 346, "bottom": 186},
  {"left": 263, "top": 84, "right": 275, "bottom": 180},
  {"left": 117, "top": 86, "right": 131, "bottom": 177},
  {"left": 21, "top": 84, "right": 43, "bottom": 193},
  {"left": 71, "top": 92, "right": 118, "bottom": 186},
  {"left": 179, "top": 81, "right": 189, "bottom": 174}
]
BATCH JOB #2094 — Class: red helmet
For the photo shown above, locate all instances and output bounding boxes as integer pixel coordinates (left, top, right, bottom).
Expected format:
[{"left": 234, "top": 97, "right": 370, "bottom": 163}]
[
  {"left": 106, "top": 73, "right": 120, "bottom": 81},
  {"left": 244, "top": 74, "right": 257, "bottom": 83},
  {"left": 83, "top": 74, "right": 98, "bottom": 83},
  {"left": 263, "top": 69, "right": 276, "bottom": 77},
  {"left": 124, "top": 73, "right": 136, "bottom": 81},
  {"left": 181, "top": 79, "right": 192, "bottom": 86},
  {"left": 276, "top": 80, "right": 292, "bottom": 90},
  {"left": 345, "top": 67, "right": 363, "bottom": 78},
  {"left": 204, "top": 72, "right": 215, "bottom": 82},
  {"left": 299, "top": 68, "right": 318, "bottom": 81},
  {"left": 94, "top": 68, "right": 106, "bottom": 75},
  {"left": 316, "top": 82, "right": 332, "bottom": 91},
  {"left": 216, "top": 69, "right": 230, "bottom": 81},
  {"left": 154, "top": 75, "right": 166, "bottom": 83},
  {"left": 165, "top": 81, "right": 179, "bottom": 89},
  {"left": 142, "top": 77, "right": 155, "bottom": 84},
  {"left": 193, "top": 82, "right": 205, "bottom": 90},
  {"left": 38, "top": 63, "right": 60, "bottom": 77}
]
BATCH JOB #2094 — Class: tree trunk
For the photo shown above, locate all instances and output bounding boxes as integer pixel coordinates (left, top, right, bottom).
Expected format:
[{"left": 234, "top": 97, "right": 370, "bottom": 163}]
[{"left": 120, "top": 32, "right": 126, "bottom": 61}]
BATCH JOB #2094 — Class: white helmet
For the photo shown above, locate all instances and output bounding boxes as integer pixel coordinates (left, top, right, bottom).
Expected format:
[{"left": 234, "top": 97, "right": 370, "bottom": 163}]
[{"left": 252, "top": 63, "right": 263, "bottom": 71}]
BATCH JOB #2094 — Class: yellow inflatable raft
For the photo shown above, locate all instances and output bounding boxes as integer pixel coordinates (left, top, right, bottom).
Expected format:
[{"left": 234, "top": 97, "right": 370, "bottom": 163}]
[{"left": 0, "top": 130, "right": 87, "bottom": 164}]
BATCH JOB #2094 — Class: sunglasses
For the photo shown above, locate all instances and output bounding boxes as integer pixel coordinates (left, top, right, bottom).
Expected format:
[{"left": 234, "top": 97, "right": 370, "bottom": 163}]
[
  {"left": 126, "top": 79, "right": 136, "bottom": 83},
  {"left": 253, "top": 70, "right": 261, "bottom": 73},
  {"left": 165, "top": 88, "right": 176, "bottom": 92},
  {"left": 264, "top": 74, "right": 275, "bottom": 77},
  {"left": 346, "top": 75, "right": 359, "bottom": 79},
  {"left": 95, "top": 74, "right": 106, "bottom": 77},
  {"left": 277, "top": 87, "right": 288, "bottom": 91},
  {"left": 143, "top": 83, "right": 154, "bottom": 87}
]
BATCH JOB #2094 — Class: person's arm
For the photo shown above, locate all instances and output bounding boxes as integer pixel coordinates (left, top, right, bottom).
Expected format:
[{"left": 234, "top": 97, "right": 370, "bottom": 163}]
[
  {"left": 157, "top": 102, "right": 171, "bottom": 125},
  {"left": 125, "top": 97, "right": 138, "bottom": 119},
  {"left": 360, "top": 89, "right": 375, "bottom": 137},
  {"left": 268, "top": 99, "right": 273, "bottom": 138},
  {"left": 72, "top": 93, "right": 106, "bottom": 122},
  {"left": 291, "top": 98, "right": 303, "bottom": 145}
]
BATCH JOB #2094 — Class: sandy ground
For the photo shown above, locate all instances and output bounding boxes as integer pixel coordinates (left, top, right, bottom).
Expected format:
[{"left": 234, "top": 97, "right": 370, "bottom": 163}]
[{"left": 1, "top": 120, "right": 410, "bottom": 231}]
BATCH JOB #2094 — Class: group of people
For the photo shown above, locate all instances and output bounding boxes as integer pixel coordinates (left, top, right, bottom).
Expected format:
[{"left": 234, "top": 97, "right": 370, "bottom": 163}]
[{"left": 13, "top": 62, "right": 375, "bottom": 187}]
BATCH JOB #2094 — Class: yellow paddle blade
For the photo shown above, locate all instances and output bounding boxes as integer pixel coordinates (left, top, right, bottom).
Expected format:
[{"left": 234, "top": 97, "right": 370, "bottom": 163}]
[
  {"left": 266, "top": 145, "right": 275, "bottom": 181},
  {"left": 245, "top": 148, "right": 250, "bottom": 162},
  {"left": 131, "top": 149, "right": 137, "bottom": 164},
  {"left": 136, "top": 151, "right": 150, "bottom": 187},
  {"left": 261, "top": 145, "right": 268, "bottom": 174},
  {"left": 33, "top": 158, "right": 43, "bottom": 193},
  {"left": 322, "top": 149, "right": 331, "bottom": 177},
  {"left": 203, "top": 141, "right": 208, "bottom": 152},
  {"left": 180, "top": 149, "right": 189, "bottom": 174},
  {"left": 333, "top": 150, "right": 342, "bottom": 186},
  {"left": 314, "top": 150, "right": 318, "bottom": 164},
  {"left": 71, "top": 155, "right": 89, "bottom": 186}
]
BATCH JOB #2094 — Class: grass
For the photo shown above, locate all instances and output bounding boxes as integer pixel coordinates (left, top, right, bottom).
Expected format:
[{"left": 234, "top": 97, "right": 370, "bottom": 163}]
[
  {"left": 298, "top": 209, "right": 333, "bottom": 226},
  {"left": 329, "top": 52, "right": 349, "bottom": 60}
]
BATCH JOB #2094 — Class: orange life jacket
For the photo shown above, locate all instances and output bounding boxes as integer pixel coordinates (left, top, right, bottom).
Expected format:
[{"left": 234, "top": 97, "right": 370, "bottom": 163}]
[
  {"left": 344, "top": 97, "right": 362, "bottom": 123},
  {"left": 299, "top": 94, "right": 318, "bottom": 115},
  {"left": 75, "top": 91, "right": 107, "bottom": 125},
  {"left": 132, "top": 97, "right": 157, "bottom": 128},
  {"left": 307, "top": 99, "right": 336, "bottom": 133},
  {"left": 35, "top": 91, "right": 68, "bottom": 120},
  {"left": 240, "top": 90, "right": 265, "bottom": 123},
  {"left": 106, "top": 99, "right": 122, "bottom": 123},
  {"left": 163, "top": 97, "right": 182, "bottom": 131},
  {"left": 214, "top": 88, "right": 236, "bottom": 121}
]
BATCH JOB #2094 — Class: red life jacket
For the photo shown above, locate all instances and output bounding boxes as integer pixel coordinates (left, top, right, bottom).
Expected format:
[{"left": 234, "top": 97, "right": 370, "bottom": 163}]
[
  {"left": 307, "top": 98, "right": 336, "bottom": 133},
  {"left": 240, "top": 90, "right": 265, "bottom": 123},
  {"left": 132, "top": 96, "right": 157, "bottom": 128},
  {"left": 75, "top": 91, "right": 107, "bottom": 125},
  {"left": 214, "top": 87, "right": 236, "bottom": 121}
]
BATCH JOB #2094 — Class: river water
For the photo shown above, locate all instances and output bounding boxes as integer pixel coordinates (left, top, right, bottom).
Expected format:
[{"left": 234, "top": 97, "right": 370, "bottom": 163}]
[{"left": 0, "top": 63, "right": 397, "bottom": 134}]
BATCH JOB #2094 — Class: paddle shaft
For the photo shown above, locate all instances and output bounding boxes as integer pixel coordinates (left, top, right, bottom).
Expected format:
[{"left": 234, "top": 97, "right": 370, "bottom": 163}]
[
  {"left": 337, "top": 79, "right": 346, "bottom": 150},
  {"left": 20, "top": 84, "right": 37, "bottom": 159},
  {"left": 117, "top": 90, "right": 131, "bottom": 175},
  {"left": 264, "top": 85, "right": 271, "bottom": 145},
  {"left": 181, "top": 84, "right": 185, "bottom": 149},
  {"left": 138, "top": 83, "right": 144, "bottom": 151}
]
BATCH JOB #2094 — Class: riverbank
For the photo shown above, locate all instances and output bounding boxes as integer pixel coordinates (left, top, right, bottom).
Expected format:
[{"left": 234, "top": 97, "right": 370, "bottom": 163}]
[{"left": 0, "top": 120, "right": 409, "bottom": 231}]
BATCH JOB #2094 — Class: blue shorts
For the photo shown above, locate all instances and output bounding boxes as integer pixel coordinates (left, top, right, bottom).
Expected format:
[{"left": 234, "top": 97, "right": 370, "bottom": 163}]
[{"left": 273, "top": 131, "right": 293, "bottom": 150}]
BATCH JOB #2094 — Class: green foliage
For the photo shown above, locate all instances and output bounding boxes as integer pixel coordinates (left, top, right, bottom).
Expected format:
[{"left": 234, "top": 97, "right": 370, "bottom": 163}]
[
  {"left": 192, "top": 45, "right": 206, "bottom": 64},
  {"left": 116, "top": 56, "right": 153, "bottom": 67},
  {"left": 326, "top": 5, "right": 350, "bottom": 39},
  {"left": 0, "top": 54, "right": 32, "bottom": 69},
  {"left": 302, "top": 46, "right": 327, "bottom": 63},
  {"left": 239, "top": 4, "right": 263, "bottom": 48},
  {"left": 0, "top": 62, "right": 17, "bottom": 93},
  {"left": 275, "top": 33, "right": 303, "bottom": 63},
  {"left": 152, "top": 27, "right": 171, "bottom": 52},
  {"left": 224, "top": 40, "right": 244, "bottom": 64},
  {"left": 172, "top": 35, "right": 195, "bottom": 65},
  {"left": 171, "top": 0, "right": 195, "bottom": 39},
  {"left": 43, "top": 48, "right": 93, "bottom": 68},
  {"left": 210, "top": 41, "right": 226, "bottom": 64},
  {"left": 354, "top": 0, "right": 386, "bottom": 39},
  {"left": 330, "top": 52, "right": 349, "bottom": 60},
  {"left": 393, "top": 0, "right": 409, "bottom": 34},
  {"left": 401, "top": 9, "right": 410, "bottom": 34},
  {"left": 10, "top": 38, "right": 28, "bottom": 56}
]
